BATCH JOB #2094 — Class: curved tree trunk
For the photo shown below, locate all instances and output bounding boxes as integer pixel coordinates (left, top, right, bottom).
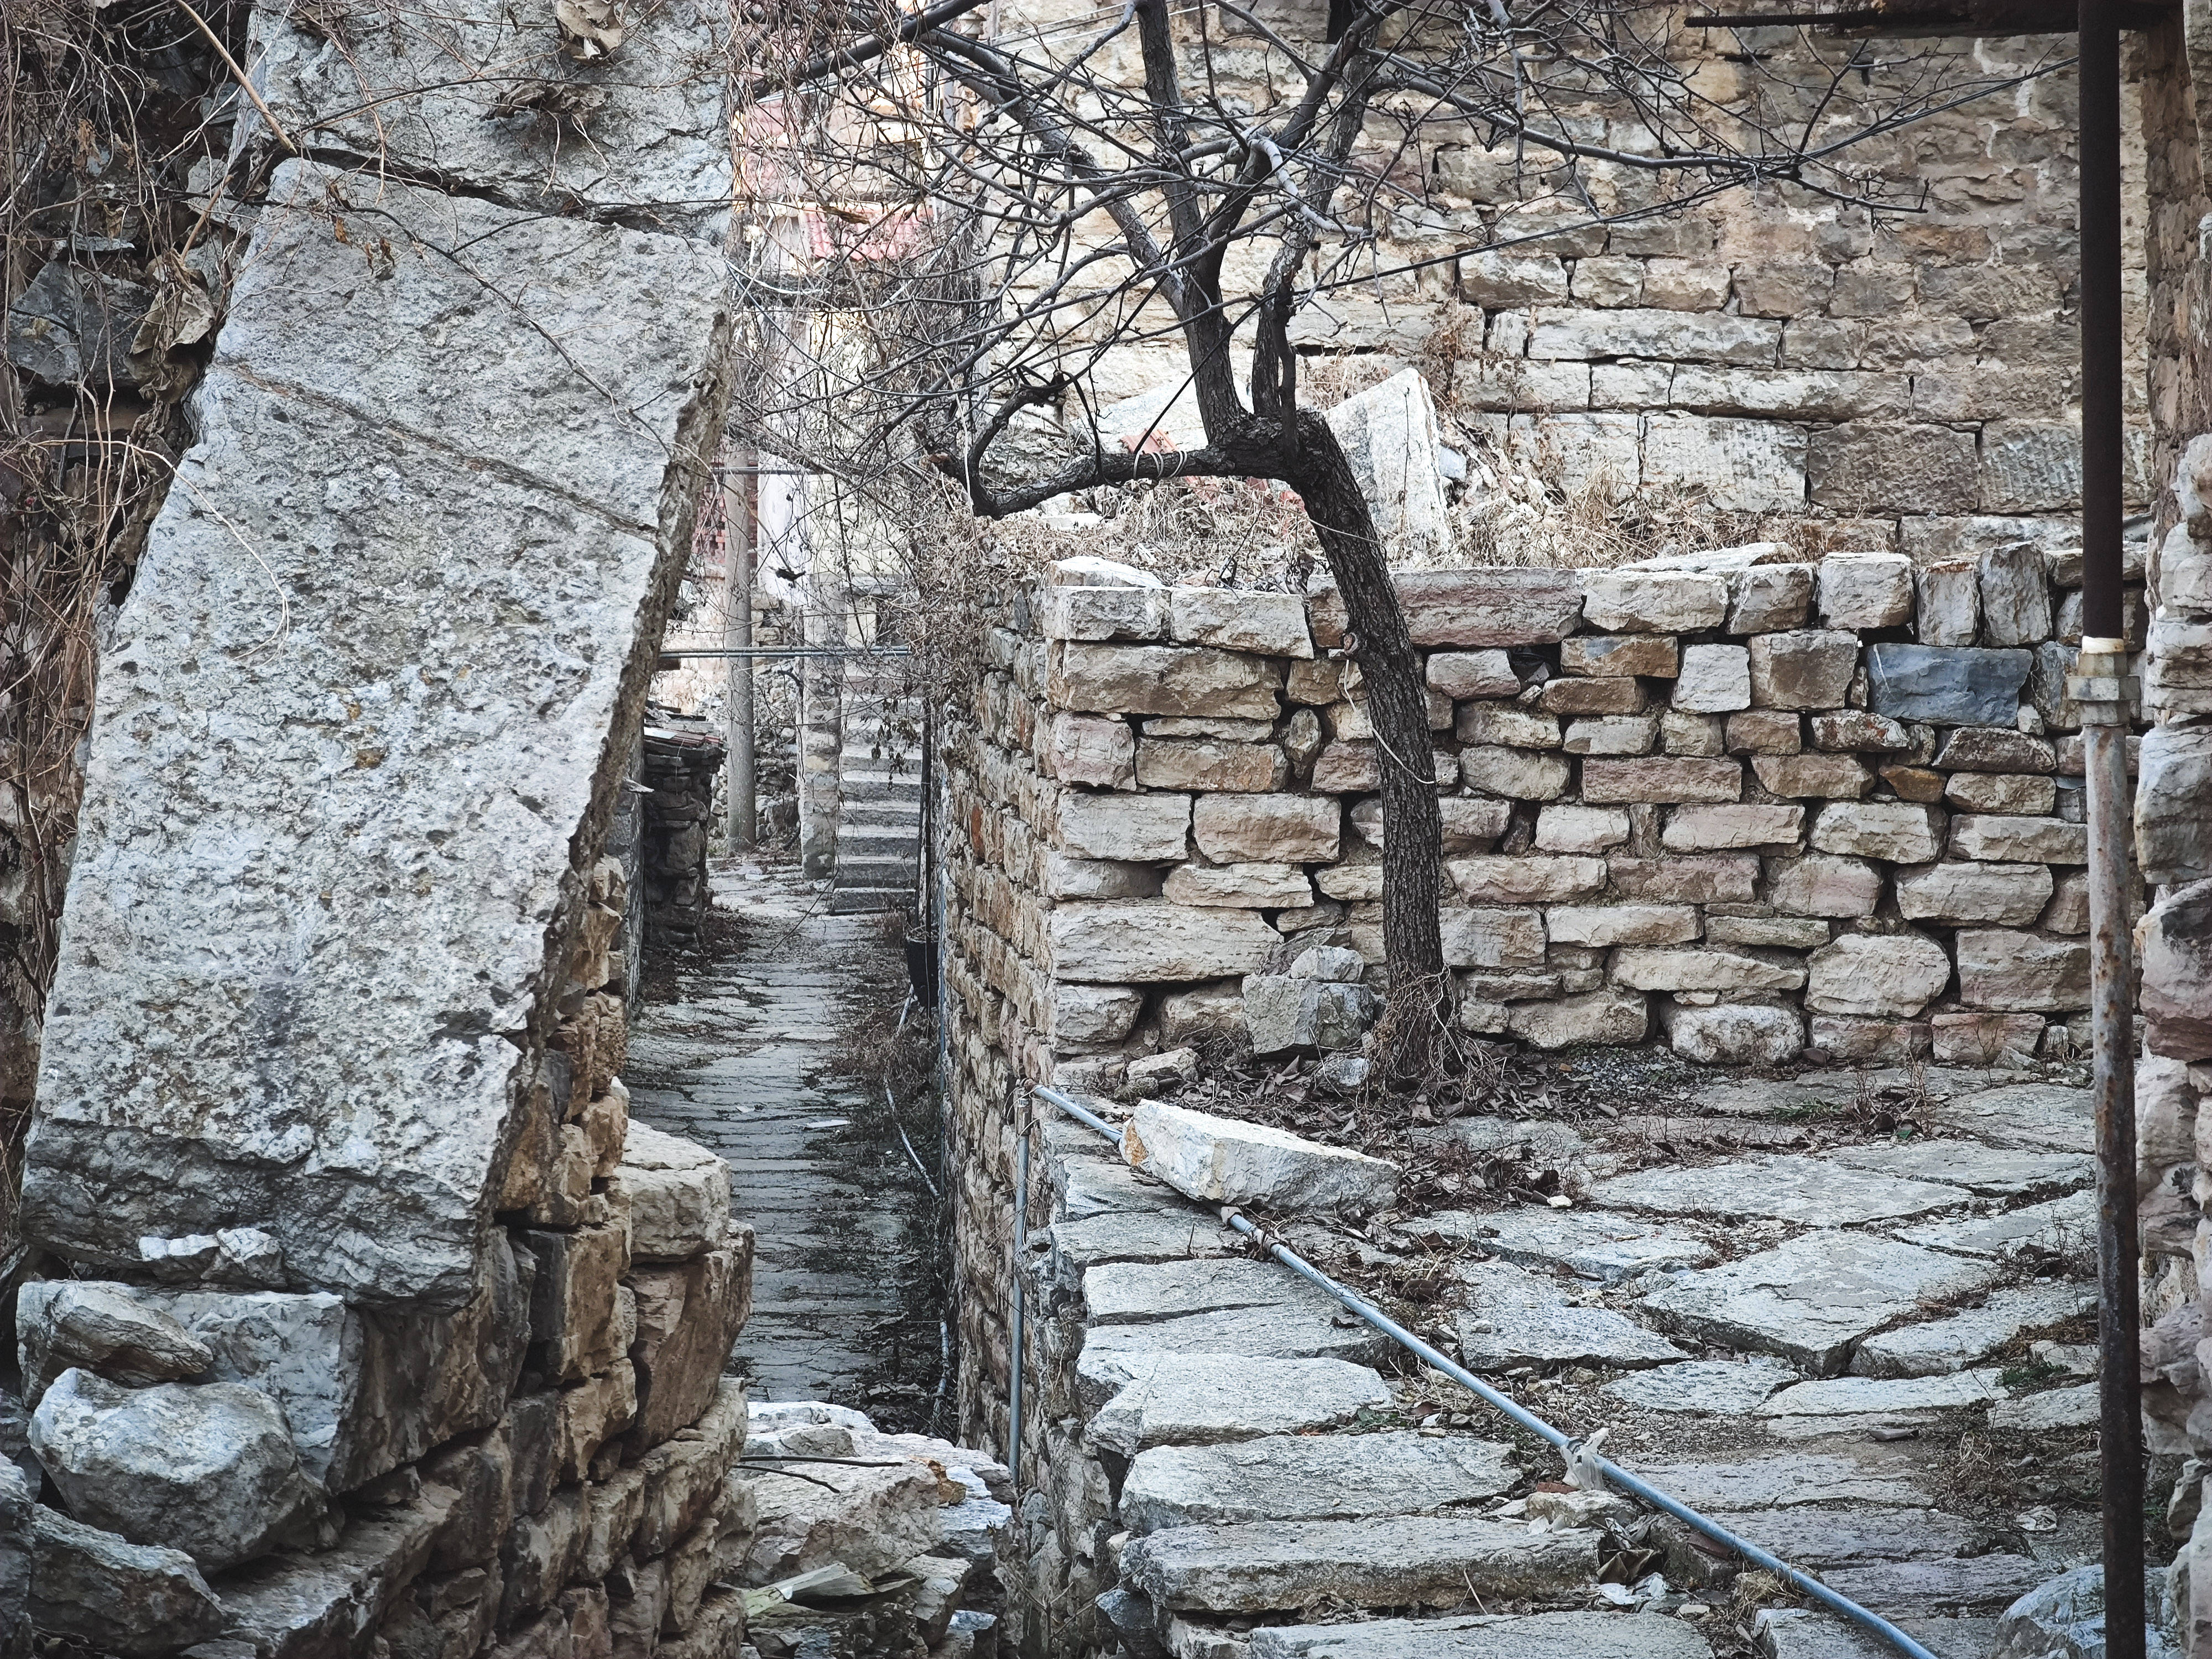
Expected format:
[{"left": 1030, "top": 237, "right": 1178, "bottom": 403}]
[{"left": 1288, "top": 409, "right": 1446, "bottom": 1068}]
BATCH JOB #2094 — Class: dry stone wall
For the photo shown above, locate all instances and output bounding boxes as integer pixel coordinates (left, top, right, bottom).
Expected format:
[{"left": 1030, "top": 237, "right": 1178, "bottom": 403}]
[{"left": 941, "top": 548, "right": 2150, "bottom": 1464}]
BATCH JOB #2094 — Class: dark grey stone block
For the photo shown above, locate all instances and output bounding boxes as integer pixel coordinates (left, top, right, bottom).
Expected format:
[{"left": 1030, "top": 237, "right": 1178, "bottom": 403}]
[{"left": 1865, "top": 644, "right": 2031, "bottom": 726}]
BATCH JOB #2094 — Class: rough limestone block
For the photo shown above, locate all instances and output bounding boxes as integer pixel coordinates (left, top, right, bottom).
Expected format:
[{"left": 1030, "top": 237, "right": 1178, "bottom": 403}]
[
  {"left": 1612, "top": 948, "right": 1804, "bottom": 994},
  {"left": 1808, "top": 801, "right": 1945, "bottom": 863},
  {"left": 1895, "top": 861, "right": 2053, "bottom": 926},
  {"left": 1662, "top": 1004, "right": 1804, "bottom": 1066},
  {"left": 608, "top": 1125, "right": 732, "bottom": 1264},
  {"left": 2137, "top": 724, "right": 2212, "bottom": 885},
  {"left": 1455, "top": 705, "right": 1561, "bottom": 749},
  {"left": 20, "top": 160, "right": 734, "bottom": 1306},
  {"left": 1537, "top": 805, "right": 1632, "bottom": 853},
  {"left": 30, "top": 1370, "right": 330, "bottom": 1572},
  {"left": 1764, "top": 854, "right": 1882, "bottom": 917},
  {"left": 1439, "top": 797, "right": 1516, "bottom": 851},
  {"left": 1931, "top": 1011, "right": 2047, "bottom": 1066},
  {"left": 1817, "top": 555, "right": 1913, "bottom": 628},
  {"left": 1050, "top": 901, "right": 1278, "bottom": 983},
  {"left": 1044, "top": 713, "right": 1136, "bottom": 787},
  {"left": 1546, "top": 906, "right": 1699, "bottom": 948},
  {"left": 1708, "top": 915, "right": 1832, "bottom": 949},
  {"left": 1955, "top": 930, "right": 2092, "bottom": 1013},
  {"left": 1563, "top": 715, "right": 1659, "bottom": 755},
  {"left": 1560, "top": 635, "right": 1680, "bottom": 678},
  {"left": 1608, "top": 855, "right": 1760, "bottom": 902},
  {"left": 14, "top": 1282, "right": 212, "bottom": 1399},
  {"left": 1937, "top": 727, "right": 2056, "bottom": 773},
  {"left": 2143, "top": 884, "right": 2212, "bottom": 1060},
  {"left": 1806, "top": 933, "right": 1953, "bottom": 1018},
  {"left": 1426, "top": 650, "right": 1518, "bottom": 698},
  {"left": 1730, "top": 564, "right": 1814, "bottom": 633},
  {"left": 1057, "top": 790, "right": 1191, "bottom": 860},
  {"left": 1662, "top": 804, "right": 1803, "bottom": 851},
  {"left": 1950, "top": 814, "right": 2088, "bottom": 864},
  {"left": 1162, "top": 863, "right": 1313, "bottom": 908},
  {"left": 1580, "top": 758, "right": 1743, "bottom": 804},
  {"left": 1440, "top": 908, "right": 1548, "bottom": 969},
  {"left": 1169, "top": 588, "right": 1313, "bottom": 658},
  {"left": 1243, "top": 978, "right": 1377, "bottom": 1056},
  {"left": 27, "top": 1504, "right": 227, "bottom": 1656},
  {"left": 1916, "top": 559, "right": 1981, "bottom": 646},
  {"left": 1750, "top": 753, "right": 1874, "bottom": 799},
  {"left": 1310, "top": 568, "right": 1582, "bottom": 649},
  {"left": 627, "top": 1229, "right": 752, "bottom": 1454},
  {"left": 1193, "top": 795, "right": 1338, "bottom": 863},
  {"left": 1865, "top": 644, "right": 2032, "bottom": 726},
  {"left": 1049, "top": 643, "right": 1284, "bottom": 719},
  {"left": 1809, "top": 711, "right": 1910, "bottom": 752},
  {"left": 1447, "top": 856, "right": 1606, "bottom": 904},
  {"left": 1541, "top": 677, "right": 1648, "bottom": 716},
  {"left": 1459, "top": 747, "right": 1572, "bottom": 800},
  {"left": 1582, "top": 570, "right": 1729, "bottom": 633},
  {"left": 1041, "top": 584, "right": 1168, "bottom": 642},
  {"left": 1978, "top": 543, "right": 2053, "bottom": 646},
  {"left": 738, "top": 1458, "right": 945, "bottom": 1585},
  {"left": 1944, "top": 772, "right": 2056, "bottom": 815},
  {"left": 519, "top": 1223, "right": 630, "bottom": 1385},
  {"left": 1323, "top": 370, "right": 1452, "bottom": 561},
  {"left": 1044, "top": 854, "right": 1161, "bottom": 901},
  {"left": 1123, "top": 1100, "right": 1399, "bottom": 1214},
  {"left": 1749, "top": 631, "right": 1861, "bottom": 709},
  {"left": 1507, "top": 987, "right": 1648, "bottom": 1048},
  {"left": 1136, "top": 739, "right": 1288, "bottom": 792},
  {"left": 1673, "top": 645, "right": 1752, "bottom": 713}
]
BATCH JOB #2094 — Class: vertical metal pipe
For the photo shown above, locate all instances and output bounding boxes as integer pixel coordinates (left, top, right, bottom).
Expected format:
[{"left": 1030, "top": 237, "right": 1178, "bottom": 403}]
[
  {"left": 723, "top": 458, "right": 757, "bottom": 852},
  {"left": 1008, "top": 1123, "right": 1028, "bottom": 1482},
  {"left": 2077, "top": 2, "right": 2142, "bottom": 1650}
]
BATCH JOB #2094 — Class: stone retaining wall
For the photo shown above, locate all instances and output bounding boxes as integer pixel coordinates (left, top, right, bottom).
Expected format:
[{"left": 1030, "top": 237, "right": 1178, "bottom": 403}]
[{"left": 941, "top": 547, "right": 2151, "bottom": 1464}]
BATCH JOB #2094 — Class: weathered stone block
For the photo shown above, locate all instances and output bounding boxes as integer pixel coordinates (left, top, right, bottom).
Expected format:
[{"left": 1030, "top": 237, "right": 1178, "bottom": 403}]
[
  {"left": 1426, "top": 650, "right": 1518, "bottom": 698},
  {"left": 1660, "top": 710, "right": 1726, "bottom": 756},
  {"left": 1613, "top": 948, "right": 1804, "bottom": 994},
  {"left": 1916, "top": 559, "right": 1980, "bottom": 646},
  {"left": 1547, "top": 906, "right": 1699, "bottom": 947},
  {"left": 609, "top": 1125, "right": 731, "bottom": 1264},
  {"left": 1767, "top": 855, "right": 1882, "bottom": 917},
  {"left": 1162, "top": 862, "right": 1313, "bottom": 908},
  {"left": 1459, "top": 747, "right": 1573, "bottom": 800},
  {"left": 1447, "top": 857, "right": 1606, "bottom": 904},
  {"left": 1123, "top": 1101, "right": 1399, "bottom": 1213},
  {"left": 1808, "top": 801, "right": 1945, "bottom": 863},
  {"left": 19, "top": 161, "right": 735, "bottom": 1306},
  {"left": 1440, "top": 908, "right": 1549, "bottom": 969},
  {"left": 1582, "top": 570, "right": 1729, "bottom": 633},
  {"left": 1809, "top": 711, "right": 1910, "bottom": 752},
  {"left": 1170, "top": 588, "right": 1313, "bottom": 658},
  {"left": 1730, "top": 564, "right": 1814, "bottom": 633},
  {"left": 1672, "top": 645, "right": 1751, "bottom": 714},
  {"left": 1559, "top": 635, "right": 1679, "bottom": 678},
  {"left": 1192, "top": 795, "right": 1339, "bottom": 863},
  {"left": 1042, "top": 584, "right": 1168, "bottom": 643},
  {"left": 1978, "top": 542, "right": 2054, "bottom": 645},
  {"left": 1310, "top": 568, "right": 1582, "bottom": 649},
  {"left": 2142, "top": 883, "right": 2212, "bottom": 1060},
  {"left": 1726, "top": 710, "right": 1803, "bottom": 754},
  {"left": 1137, "top": 739, "right": 1288, "bottom": 792},
  {"left": 27, "top": 1504, "right": 227, "bottom": 1656},
  {"left": 1805, "top": 933, "right": 1953, "bottom": 1018},
  {"left": 1456, "top": 705, "right": 1561, "bottom": 749},
  {"left": 1895, "top": 861, "right": 2054, "bottom": 926},
  {"left": 1057, "top": 791, "right": 1192, "bottom": 860},
  {"left": 1817, "top": 555, "right": 1913, "bottom": 628},
  {"left": 1540, "top": 677, "right": 1648, "bottom": 716},
  {"left": 627, "top": 1229, "right": 751, "bottom": 1453},
  {"left": 1936, "top": 726, "right": 2056, "bottom": 772},
  {"left": 1750, "top": 752, "right": 1873, "bottom": 799},
  {"left": 14, "top": 1282, "right": 211, "bottom": 1399},
  {"left": 1049, "top": 902, "right": 1278, "bottom": 983},
  {"left": 1807, "top": 421, "right": 1977, "bottom": 513},
  {"left": 1243, "top": 977, "right": 1376, "bottom": 1056},
  {"left": 1748, "top": 631, "right": 1860, "bottom": 709},
  {"left": 1706, "top": 914, "right": 1831, "bottom": 949},
  {"left": 1950, "top": 814, "right": 2088, "bottom": 863},
  {"left": 1663, "top": 1004, "right": 1804, "bottom": 1067},
  {"left": 1507, "top": 987, "right": 1648, "bottom": 1048},
  {"left": 1564, "top": 715, "right": 1660, "bottom": 755},
  {"left": 1045, "top": 854, "right": 1162, "bottom": 901},
  {"left": 1044, "top": 713, "right": 1135, "bottom": 787},
  {"left": 1944, "top": 772, "right": 2056, "bottom": 815},
  {"left": 1050, "top": 643, "right": 1284, "bottom": 719},
  {"left": 1931, "top": 1012, "right": 2047, "bottom": 1066},
  {"left": 30, "top": 1370, "right": 330, "bottom": 1572},
  {"left": 1956, "top": 930, "right": 2093, "bottom": 1013},
  {"left": 1608, "top": 855, "right": 1760, "bottom": 902},
  {"left": 1661, "top": 805, "right": 1804, "bottom": 851},
  {"left": 1582, "top": 758, "right": 1743, "bottom": 804},
  {"left": 519, "top": 1222, "right": 630, "bottom": 1384},
  {"left": 1536, "top": 805, "right": 1631, "bottom": 853},
  {"left": 1865, "top": 644, "right": 2032, "bottom": 726},
  {"left": 2137, "top": 723, "right": 2212, "bottom": 885}
]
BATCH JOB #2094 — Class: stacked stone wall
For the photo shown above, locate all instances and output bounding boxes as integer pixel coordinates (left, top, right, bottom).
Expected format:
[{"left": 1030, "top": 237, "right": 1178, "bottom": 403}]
[{"left": 941, "top": 549, "right": 2152, "bottom": 1468}]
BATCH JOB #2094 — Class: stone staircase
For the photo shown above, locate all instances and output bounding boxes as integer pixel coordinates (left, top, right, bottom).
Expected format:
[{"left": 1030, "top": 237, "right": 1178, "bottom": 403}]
[
  {"left": 1017, "top": 1066, "right": 2112, "bottom": 1658},
  {"left": 830, "top": 658, "right": 925, "bottom": 915}
]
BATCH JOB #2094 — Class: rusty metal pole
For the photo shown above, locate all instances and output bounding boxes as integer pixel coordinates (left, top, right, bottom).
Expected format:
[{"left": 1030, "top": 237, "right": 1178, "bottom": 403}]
[
  {"left": 723, "top": 457, "right": 757, "bottom": 852},
  {"left": 2075, "top": 0, "right": 2143, "bottom": 1650}
]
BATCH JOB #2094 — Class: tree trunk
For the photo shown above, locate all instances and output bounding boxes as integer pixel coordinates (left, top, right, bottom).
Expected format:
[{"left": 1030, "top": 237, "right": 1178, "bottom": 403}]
[{"left": 1288, "top": 409, "right": 1446, "bottom": 1063}]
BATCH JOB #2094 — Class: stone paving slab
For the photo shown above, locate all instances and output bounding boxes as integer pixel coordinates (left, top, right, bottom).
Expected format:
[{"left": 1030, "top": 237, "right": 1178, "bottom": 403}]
[
  {"left": 1079, "top": 1354, "right": 1390, "bottom": 1455},
  {"left": 1084, "top": 1304, "right": 1392, "bottom": 1368},
  {"left": 1757, "top": 1608, "right": 2000, "bottom": 1659},
  {"left": 1059, "top": 1154, "right": 1182, "bottom": 1220},
  {"left": 1622, "top": 1449, "right": 1932, "bottom": 1511},
  {"left": 1639, "top": 1232, "right": 2002, "bottom": 1374},
  {"left": 1929, "top": 1083, "right": 2093, "bottom": 1152},
  {"left": 1825, "top": 1139, "right": 2094, "bottom": 1197},
  {"left": 1415, "top": 1208, "right": 1715, "bottom": 1281},
  {"left": 1756, "top": 1369, "right": 2010, "bottom": 1418},
  {"left": 1590, "top": 1155, "right": 1969, "bottom": 1228},
  {"left": 1120, "top": 1432, "right": 1517, "bottom": 1533},
  {"left": 1893, "top": 1191, "right": 2095, "bottom": 1258},
  {"left": 1045, "top": 1211, "right": 1242, "bottom": 1278},
  {"left": 1453, "top": 1259, "right": 1687, "bottom": 1371},
  {"left": 1245, "top": 1611, "right": 1719, "bottom": 1657},
  {"left": 1818, "top": 1554, "right": 2049, "bottom": 1615},
  {"left": 1123, "top": 1517, "right": 1601, "bottom": 1613},
  {"left": 1852, "top": 1282, "right": 2093, "bottom": 1378},
  {"left": 1085, "top": 1258, "right": 1343, "bottom": 1324},
  {"left": 1690, "top": 1067, "right": 2002, "bottom": 1119},
  {"left": 1717, "top": 1503, "right": 1989, "bottom": 1566},
  {"left": 1599, "top": 1359, "right": 1799, "bottom": 1415},
  {"left": 1987, "top": 1381, "right": 2099, "bottom": 1431}
]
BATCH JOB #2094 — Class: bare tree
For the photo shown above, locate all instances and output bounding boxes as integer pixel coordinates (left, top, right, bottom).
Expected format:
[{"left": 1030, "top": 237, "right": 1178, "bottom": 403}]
[{"left": 725, "top": 0, "right": 2069, "bottom": 1070}]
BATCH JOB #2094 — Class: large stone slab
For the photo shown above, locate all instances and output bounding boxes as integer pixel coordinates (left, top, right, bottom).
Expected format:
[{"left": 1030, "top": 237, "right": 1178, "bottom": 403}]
[
  {"left": 1756, "top": 1368, "right": 2010, "bottom": 1418},
  {"left": 1311, "top": 568, "right": 1584, "bottom": 649},
  {"left": 1123, "top": 1516, "right": 1599, "bottom": 1613},
  {"left": 1892, "top": 1190, "right": 2095, "bottom": 1258},
  {"left": 1048, "top": 901, "right": 1279, "bottom": 983},
  {"left": 1083, "top": 1305, "right": 1391, "bottom": 1368},
  {"left": 27, "top": 1504, "right": 228, "bottom": 1656},
  {"left": 1084, "top": 1258, "right": 1333, "bottom": 1325},
  {"left": 1639, "top": 1232, "right": 2002, "bottom": 1374},
  {"left": 1453, "top": 1261, "right": 1687, "bottom": 1371},
  {"left": 1079, "top": 1354, "right": 1390, "bottom": 1455},
  {"left": 1932, "top": 1082, "right": 2093, "bottom": 1151},
  {"left": 1853, "top": 1282, "right": 2093, "bottom": 1378},
  {"left": 1414, "top": 1208, "right": 1714, "bottom": 1281},
  {"left": 242, "top": 0, "right": 731, "bottom": 236},
  {"left": 1599, "top": 1358, "right": 1798, "bottom": 1415},
  {"left": 1121, "top": 1100, "right": 1400, "bottom": 1214},
  {"left": 1827, "top": 1140, "right": 2092, "bottom": 1197},
  {"left": 1865, "top": 644, "right": 2032, "bottom": 726},
  {"left": 1246, "top": 1612, "right": 1715, "bottom": 1658},
  {"left": 1590, "top": 1154, "right": 1968, "bottom": 1228},
  {"left": 607, "top": 1124, "right": 732, "bottom": 1262},
  {"left": 1120, "top": 1432, "right": 1517, "bottom": 1534},
  {"left": 20, "top": 161, "right": 731, "bottom": 1307},
  {"left": 1622, "top": 1447, "right": 1931, "bottom": 1511}
]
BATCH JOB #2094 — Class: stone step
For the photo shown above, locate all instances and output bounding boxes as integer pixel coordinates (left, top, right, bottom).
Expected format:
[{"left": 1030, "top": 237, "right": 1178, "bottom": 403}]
[
  {"left": 1241, "top": 1610, "right": 1721, "bottom": 1658},
  {"left": 826, "top": 888, "right": 912, "bottom": 915},
  {"left": 1079, "top": 1304, "right": 1391, "bottom": 1373},
  {"left": 1078, "top": 1354, "right": 1389, "bottom": 1458},
  {"left": 1120, "top": 1431, "right": 1518, "bottom": 1534},
  {"left": 1122, "top": 1516, "right": 1600, "bottom": 1616}
]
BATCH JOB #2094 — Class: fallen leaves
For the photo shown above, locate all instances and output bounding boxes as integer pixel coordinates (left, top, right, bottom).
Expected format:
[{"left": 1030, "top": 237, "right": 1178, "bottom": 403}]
[{"left": 555, "top": 0, "right": 624, "bottom": 59}]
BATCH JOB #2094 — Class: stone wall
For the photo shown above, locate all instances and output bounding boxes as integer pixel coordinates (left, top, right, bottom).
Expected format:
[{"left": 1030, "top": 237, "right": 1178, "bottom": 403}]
[
  {"left": 940, "top": 548, "right": 2150, "bottom": 1464},
  {"left": 643, "top": 718, "right": 729, "bottom": 949},
  {"left": 0, "top": 3, "right": 785, "bottom": 1652}
]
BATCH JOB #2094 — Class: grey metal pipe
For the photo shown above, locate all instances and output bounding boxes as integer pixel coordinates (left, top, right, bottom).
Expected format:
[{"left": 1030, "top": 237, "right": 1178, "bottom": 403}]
[
  {"left": 1009, "top": 1120, "right": 1029, "bottom": 1483},
  {"left": 1034, "top": 1085, "right": 1943, "bottom": 1659},
  {"left": 723, "top": 466, "right": 757, "bottom": 852}
]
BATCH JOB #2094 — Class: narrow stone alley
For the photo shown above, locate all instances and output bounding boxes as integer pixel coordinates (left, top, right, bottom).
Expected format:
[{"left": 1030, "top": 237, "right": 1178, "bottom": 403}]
[{"left": 626, "top": 858, "right": 952, "bottom": 1433}]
